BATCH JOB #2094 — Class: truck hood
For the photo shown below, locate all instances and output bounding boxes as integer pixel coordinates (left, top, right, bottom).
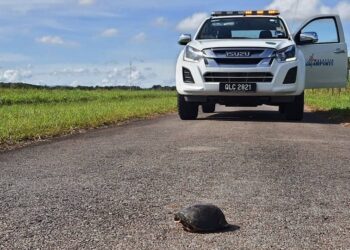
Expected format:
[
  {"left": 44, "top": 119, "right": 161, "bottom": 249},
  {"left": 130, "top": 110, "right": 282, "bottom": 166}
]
[{"left": 189, "top": 39, "right": 293, "bottom": 51}]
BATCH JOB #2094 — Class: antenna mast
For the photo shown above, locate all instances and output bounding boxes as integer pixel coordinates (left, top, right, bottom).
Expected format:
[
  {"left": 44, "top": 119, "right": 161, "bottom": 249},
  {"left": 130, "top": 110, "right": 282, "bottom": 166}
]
[
  {"left": 292, "top": 0, "right": 300, "bottom": 30},
  {"left": 129, "top": 60, "right": 132, "bottom": 90}
]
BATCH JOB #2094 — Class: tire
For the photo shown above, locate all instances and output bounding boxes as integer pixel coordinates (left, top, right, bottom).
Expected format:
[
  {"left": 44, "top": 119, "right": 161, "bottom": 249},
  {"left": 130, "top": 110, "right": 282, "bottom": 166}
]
[
  {"left": 284, "top": 92, "right": 304, "bottom": 121},
  {"left": 178, "top": 94, "right": 198, "bottom": 120},
  {"left": 202, "top": 103, "right": 216, "bottom": 113}
]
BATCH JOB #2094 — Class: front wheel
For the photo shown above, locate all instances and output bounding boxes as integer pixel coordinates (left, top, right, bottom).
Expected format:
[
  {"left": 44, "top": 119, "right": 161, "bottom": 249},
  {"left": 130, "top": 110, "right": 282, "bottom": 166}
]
[
  {"left": 284, "top": 92, "right": 304, "bottom": 121},
  {"left": 178, "top": 95, "right": 198, "bottom": 120}
]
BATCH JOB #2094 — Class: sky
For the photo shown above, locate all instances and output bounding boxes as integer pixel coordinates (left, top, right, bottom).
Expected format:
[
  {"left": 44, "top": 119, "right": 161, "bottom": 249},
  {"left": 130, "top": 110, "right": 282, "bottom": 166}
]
[{"left": 0, "top": 0, "right": 349, "bottom": 87}]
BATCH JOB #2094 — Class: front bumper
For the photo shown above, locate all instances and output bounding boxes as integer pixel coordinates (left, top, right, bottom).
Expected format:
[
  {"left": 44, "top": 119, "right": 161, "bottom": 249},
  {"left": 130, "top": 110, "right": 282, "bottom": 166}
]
[
  {"left": 176, "top": 51, "right": 305, "bottom": 97},
  {"left": 184, "top": 95, "right": 296, "bottom": 106}
]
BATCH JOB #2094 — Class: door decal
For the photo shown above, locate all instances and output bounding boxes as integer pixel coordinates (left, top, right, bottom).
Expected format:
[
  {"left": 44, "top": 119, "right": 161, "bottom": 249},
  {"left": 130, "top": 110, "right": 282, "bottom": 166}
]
[{"left": 306, "top": 54, "right": 334, "bottom": 67}]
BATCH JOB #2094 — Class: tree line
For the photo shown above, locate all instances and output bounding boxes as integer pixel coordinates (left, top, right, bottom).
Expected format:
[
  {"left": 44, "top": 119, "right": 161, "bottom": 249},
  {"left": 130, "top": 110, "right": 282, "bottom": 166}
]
[{"left": 0, "top": 82, "right": 176, "bottom": 91}]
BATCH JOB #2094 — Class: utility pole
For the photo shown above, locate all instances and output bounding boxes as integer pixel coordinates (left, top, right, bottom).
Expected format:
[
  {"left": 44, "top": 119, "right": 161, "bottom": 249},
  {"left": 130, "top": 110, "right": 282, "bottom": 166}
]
[{"left": 129, "top": 60, "right": 133, "bottom": 90}]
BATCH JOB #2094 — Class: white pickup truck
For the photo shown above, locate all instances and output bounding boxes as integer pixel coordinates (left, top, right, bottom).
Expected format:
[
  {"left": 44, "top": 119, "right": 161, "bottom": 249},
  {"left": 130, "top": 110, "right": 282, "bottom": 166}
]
[{"left": 176, "top": 10, "right": 348, "bottom": 120}]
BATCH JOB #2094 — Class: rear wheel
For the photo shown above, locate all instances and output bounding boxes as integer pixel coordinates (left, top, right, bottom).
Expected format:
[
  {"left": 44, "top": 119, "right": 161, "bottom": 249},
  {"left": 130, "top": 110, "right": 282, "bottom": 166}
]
[
  {"left": 284, "top": 92, "right": 304, "bottom": 121},
  {"left": 202, "top": 103, "right": 216, "bottom": 113},
  {"left": 178, "top": 94, "right": 198, "bottom": 120}
]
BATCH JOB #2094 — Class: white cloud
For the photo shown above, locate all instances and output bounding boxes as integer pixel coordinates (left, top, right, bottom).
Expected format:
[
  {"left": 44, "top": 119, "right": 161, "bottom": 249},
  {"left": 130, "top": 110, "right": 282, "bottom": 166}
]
[
  {"left": 320, "top": 1, "right": 350, "bottom": 20},
  {"left": 101, "top": 28, "right": 119, "bottom": 37},
  {"left": 0, "top": 53, "right": 30, "bottom": 63},
  {"left": 51, "top": 68, "right": 91, "bottom": 76},
  {"left": 129, "top": 69, "right": 145, "bottom": 82},
  {"left": 0, "top": 61, "right": 174, "bottom": 87},
  {"left": 176, "top": 12, "right": 208, "bottom": 32},
  {"left": 36, "top": 36, "right": 78, "bottom": 46},
  {"left": 37, "top": 35, "right": 64, "bottom": 45},
  {"left": 70, "top": 80, "right": 79, "bottom": 87},
  {"left": 267, "top": 0, "right": 350, "bottom": 21},
  {"left": 78, "top": 0, "right": 95, "bottom": 6},
  {"left": 132, "top": 32, "right": 146, "bottom": 42},
  {"left": 100, "top": 66, "right": 146, "bottom": 85},
  {"left": 153, "top": 17, "right": 168, "bottom": 27},
  {"left": 0, "top": 69, "right": 32, "bottom": 82}
]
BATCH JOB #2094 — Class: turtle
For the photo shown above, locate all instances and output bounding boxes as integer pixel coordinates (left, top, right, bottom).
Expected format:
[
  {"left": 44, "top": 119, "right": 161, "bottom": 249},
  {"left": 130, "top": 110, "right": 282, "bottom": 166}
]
[{"left": 174, "top": 204, "right": 230, "bottom": 233}]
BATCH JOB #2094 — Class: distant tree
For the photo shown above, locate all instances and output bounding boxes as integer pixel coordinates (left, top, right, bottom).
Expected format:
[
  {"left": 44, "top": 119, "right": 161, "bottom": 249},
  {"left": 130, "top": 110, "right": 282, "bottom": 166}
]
[{"left": 151, "top": 85, "right": 162, "bottom": 90}]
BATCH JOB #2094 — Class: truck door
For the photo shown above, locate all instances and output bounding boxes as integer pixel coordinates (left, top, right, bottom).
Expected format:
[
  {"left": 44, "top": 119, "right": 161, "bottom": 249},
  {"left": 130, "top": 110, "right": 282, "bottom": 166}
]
[{"left": 295, "top": 15, "right": 348, "bottom": 88}]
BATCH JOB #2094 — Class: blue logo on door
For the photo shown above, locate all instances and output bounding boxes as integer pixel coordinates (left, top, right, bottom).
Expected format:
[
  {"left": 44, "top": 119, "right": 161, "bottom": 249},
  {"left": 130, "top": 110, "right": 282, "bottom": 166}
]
[{"left": 306, "top": 54, "right": 334, "bottom": 67}]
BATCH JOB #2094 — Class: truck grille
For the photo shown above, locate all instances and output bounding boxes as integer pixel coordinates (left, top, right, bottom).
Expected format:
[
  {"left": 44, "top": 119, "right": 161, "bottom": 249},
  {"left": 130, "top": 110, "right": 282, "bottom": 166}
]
[
  {"left": 213, "top": 58, "right": 264, "bottom": 65},
  {"left": 204, "top": 48, "right": 275, "bottom": 66},
  {"left": 212, "top": 49, "right": 265, "bottom": 57},
  {"left": 204, "top": 72, "right": 274, "bottom": 83}
]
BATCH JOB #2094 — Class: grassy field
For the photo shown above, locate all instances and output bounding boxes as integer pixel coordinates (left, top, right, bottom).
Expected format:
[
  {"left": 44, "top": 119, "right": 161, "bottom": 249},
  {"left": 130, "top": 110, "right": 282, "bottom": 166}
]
[
  {"left": 0, "top": 88, "right": 177, "bottom": 147},
  {"left": 305, "top": 87, "right": 350, "bottom": 123},
  {"left": 1, "top": 84, "right": 349, "bottom": 148}
]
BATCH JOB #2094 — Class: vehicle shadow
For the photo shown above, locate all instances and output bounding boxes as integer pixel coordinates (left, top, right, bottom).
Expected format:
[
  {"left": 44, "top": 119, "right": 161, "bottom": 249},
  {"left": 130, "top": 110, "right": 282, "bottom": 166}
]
[
  {"left": 198, "top": 108, "right": 349, "bottom": 125},
  {"left": 313, "top": 108, "right": 350, "bottom": 123},
  {"left": 217, "top": 224, "right": 241, "bottom": 233},
  {"left": 187, "top": 224, "right": 241, "bottom": 235}
]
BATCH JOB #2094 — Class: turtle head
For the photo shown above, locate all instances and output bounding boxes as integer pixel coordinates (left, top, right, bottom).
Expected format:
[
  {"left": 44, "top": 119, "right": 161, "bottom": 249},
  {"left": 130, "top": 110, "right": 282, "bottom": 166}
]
[
  {"left": 174, "top": 212, "right": 186, "bottom": 223},
  {"left": 174, "top": 214, "right": 181, "bottom": 222}
]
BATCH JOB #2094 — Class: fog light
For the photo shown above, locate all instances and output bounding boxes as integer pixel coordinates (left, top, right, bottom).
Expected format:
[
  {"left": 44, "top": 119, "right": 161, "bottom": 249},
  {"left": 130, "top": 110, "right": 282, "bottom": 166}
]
[
  {"left": 283, "top": 67, "right": 297, "bottom": 84},
  {"left": 183, "top": 67, "right": 195, "bottom": 83}
]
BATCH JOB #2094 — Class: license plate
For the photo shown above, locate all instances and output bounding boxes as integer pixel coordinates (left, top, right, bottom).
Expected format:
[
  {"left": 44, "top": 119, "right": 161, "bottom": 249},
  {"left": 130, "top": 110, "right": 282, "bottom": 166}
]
[{"left": 219, "top": 83, "right": 256, "bottom": 92}]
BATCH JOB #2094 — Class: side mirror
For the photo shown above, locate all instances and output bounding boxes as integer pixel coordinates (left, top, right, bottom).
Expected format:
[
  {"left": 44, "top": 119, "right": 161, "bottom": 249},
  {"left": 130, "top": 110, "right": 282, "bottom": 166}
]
[
  {"left": 178, "top": 34, "right": 191, "bottom": 45},
  {"left": 299, "top": 32, "right": 318, "bottom": 44}
]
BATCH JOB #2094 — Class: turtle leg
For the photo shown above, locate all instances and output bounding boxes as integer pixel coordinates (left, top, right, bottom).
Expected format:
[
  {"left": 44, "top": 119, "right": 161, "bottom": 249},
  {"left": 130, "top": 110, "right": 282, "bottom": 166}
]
[
  {"left": 174, "top": 214, "right": 181, "bottom": 222},
  {"left": 180, "top": 222, "right": 196, "bottom": 233},
  {"left": 174, "top": 215, "right": 197, "bottom": 232},
  {"left": 183, "top": 225, "right": 195, "bottom": 232}
]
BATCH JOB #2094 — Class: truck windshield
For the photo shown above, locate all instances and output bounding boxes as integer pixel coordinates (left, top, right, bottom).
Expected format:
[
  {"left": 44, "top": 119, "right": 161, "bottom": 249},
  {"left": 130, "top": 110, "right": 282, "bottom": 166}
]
[{"left": 197, "top": 17, "right": 288, "bottom": 40}]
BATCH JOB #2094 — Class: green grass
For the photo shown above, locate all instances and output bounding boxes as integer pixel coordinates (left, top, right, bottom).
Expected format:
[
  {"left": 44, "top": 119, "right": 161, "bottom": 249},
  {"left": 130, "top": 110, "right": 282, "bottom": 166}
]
[
  {"left": 0, "top": 88, "right": 177, "bottom": 146},
  {"left": 305, "top": 87, "right": 350, "bottom": 122},
  {"left": 2, "top": 84, "right": 348, "bottom": 147}
]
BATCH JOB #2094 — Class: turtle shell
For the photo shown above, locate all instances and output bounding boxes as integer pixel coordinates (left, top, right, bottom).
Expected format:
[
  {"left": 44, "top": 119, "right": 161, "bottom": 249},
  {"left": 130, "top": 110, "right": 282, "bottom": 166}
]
[{"left": 174, "top": 204, "right": 229, "bottom": 232}]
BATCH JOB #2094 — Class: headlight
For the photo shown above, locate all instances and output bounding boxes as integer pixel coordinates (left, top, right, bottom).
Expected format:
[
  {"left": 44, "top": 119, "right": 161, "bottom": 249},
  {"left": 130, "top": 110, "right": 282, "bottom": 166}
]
[
  {"left": 184, "top": 46, "right": 204, "bottom": 62},
  {"left": 275, "top": 45, "right": 296, "bottom": 62}
]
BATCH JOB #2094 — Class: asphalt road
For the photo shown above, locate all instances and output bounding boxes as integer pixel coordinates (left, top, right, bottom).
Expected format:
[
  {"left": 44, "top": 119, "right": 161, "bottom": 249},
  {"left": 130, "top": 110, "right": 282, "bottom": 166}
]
[{"left": 1, "top": 106, "right": 350, "bottom": 249}]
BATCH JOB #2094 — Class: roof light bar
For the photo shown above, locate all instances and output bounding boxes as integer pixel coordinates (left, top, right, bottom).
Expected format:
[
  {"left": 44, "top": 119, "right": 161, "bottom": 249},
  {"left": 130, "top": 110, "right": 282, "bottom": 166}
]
[
  {"left": 211, "top": 10, "right": 280, "bottom": 17},
  {"left": 211, "top": 11, "right": 244, "bottom": 16},
  {"left": 267, "top": 10, "right": 280, "bottom": 15}
]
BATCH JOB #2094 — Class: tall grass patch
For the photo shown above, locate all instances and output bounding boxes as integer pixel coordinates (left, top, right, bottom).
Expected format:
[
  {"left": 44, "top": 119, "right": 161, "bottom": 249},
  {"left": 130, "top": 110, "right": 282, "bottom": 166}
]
[
  {"left": 0, "top": 88, "right": 177, "bottom": 146},
  {"left": 305, "top": 86, "right": 350, "bottom": 122}
]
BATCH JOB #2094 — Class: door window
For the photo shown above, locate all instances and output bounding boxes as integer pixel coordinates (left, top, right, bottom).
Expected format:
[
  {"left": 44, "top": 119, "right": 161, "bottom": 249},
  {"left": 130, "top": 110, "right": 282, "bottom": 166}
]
[{"left": 301, "top": 18, "right": 339, "bottom": 43}]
